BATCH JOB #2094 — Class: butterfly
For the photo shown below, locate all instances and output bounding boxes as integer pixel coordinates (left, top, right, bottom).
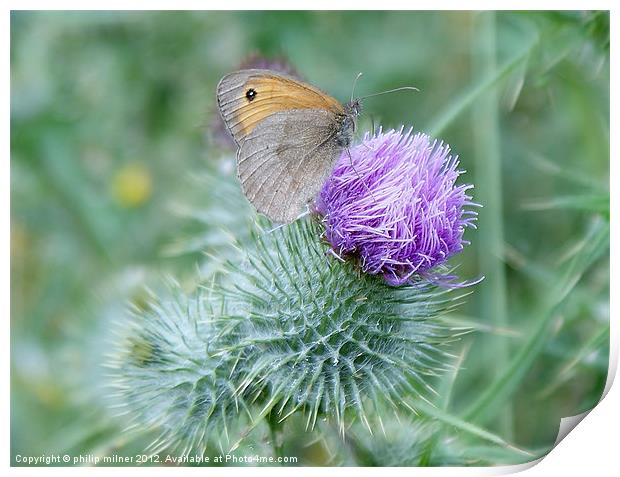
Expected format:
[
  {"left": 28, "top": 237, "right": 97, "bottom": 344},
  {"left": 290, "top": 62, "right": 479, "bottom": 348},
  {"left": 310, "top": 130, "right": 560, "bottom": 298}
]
[{"left": 216, "top": 69, "right": 362, "bottom": 223}]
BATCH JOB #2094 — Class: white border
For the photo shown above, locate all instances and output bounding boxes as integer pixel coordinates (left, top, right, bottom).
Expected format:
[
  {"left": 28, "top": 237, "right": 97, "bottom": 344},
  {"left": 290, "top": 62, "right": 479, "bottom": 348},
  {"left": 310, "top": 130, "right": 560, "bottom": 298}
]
[
  {"left": 2, "top": 1, "right": 617, "bottom": 10},
  {"left": 5, "top": 3, "right": 616, "bottom": 476}
]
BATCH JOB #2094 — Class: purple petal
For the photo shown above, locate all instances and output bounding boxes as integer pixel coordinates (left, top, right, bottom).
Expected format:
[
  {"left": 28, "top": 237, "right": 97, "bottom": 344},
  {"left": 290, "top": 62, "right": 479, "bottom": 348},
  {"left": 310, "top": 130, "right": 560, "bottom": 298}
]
[{"left": 316, "top": 128, "right": 479, "bottom": 287}]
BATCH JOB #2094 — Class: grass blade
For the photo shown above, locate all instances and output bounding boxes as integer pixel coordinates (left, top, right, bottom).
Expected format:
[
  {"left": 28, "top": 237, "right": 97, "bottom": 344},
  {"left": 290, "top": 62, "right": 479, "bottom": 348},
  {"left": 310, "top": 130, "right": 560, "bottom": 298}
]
[{"left": 462, "top": 220, "right": 609, "bottom": 424}]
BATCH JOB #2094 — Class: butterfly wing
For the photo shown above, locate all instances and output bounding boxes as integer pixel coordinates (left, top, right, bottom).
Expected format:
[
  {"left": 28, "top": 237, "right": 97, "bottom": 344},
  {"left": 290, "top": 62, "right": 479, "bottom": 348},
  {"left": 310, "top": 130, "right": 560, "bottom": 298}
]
[
  {"left": 238, "top": 108, "right": 343, "bottom": 223},
  {"left": 217, "top": 69, "right": 345, "bottom": 146}
]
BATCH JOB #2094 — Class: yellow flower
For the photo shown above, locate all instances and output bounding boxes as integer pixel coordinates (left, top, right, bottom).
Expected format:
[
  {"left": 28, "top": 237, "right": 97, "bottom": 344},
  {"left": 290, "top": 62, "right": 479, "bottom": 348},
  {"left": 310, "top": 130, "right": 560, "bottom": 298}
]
[{"left": 112, "top": 163, "right": 153, "bottom": 207}]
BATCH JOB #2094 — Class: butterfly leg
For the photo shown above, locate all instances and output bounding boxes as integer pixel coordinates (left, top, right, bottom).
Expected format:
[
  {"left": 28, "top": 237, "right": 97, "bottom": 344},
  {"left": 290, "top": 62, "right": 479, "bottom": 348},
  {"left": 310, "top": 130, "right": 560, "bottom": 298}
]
[{"left": 345, "top": 147, "right": 378, "bottom": 204}]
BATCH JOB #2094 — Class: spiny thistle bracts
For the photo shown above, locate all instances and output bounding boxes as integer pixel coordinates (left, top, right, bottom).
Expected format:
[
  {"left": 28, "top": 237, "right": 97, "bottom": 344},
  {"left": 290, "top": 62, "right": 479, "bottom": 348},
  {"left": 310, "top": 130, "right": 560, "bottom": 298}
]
[
  {"left": 108, "top": 284, "right": 248, "bottom": 456},
  {"left": 219, "top": 218, "right": 470, "bottom": 433}
]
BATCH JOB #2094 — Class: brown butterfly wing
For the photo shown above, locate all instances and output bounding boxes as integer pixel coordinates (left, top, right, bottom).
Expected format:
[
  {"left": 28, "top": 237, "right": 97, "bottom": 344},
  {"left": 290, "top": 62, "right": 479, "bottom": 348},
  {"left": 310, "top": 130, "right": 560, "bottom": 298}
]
[
  {"left": 238, "top": 108, "right": 343, "bottom": 223},
  {"left": 217, "top": 69, "right": 345, "bottom": 146}
]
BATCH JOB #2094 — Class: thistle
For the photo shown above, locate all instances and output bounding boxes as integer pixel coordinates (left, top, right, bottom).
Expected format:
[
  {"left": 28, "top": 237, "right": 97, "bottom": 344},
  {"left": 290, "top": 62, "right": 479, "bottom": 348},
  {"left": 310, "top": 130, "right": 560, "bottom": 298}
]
[
  {"left": 316, "top": 128, "right": 479, "bottom": 286},
  {"left": 109, "top": 284, "right": 249, "bottom": 455},
  {"left": 218, "top": 218, "right": 468, "bottom": 434},
  {"left": 109, "top": 125, "right": 479, "bottom": 457}
]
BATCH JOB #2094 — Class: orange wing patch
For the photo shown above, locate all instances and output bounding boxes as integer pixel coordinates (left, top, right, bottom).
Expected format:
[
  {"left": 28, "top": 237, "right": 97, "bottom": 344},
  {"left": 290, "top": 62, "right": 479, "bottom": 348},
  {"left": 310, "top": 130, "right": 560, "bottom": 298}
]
[{"left": 217, "top": 70, "right": 344, "bottom": 145}]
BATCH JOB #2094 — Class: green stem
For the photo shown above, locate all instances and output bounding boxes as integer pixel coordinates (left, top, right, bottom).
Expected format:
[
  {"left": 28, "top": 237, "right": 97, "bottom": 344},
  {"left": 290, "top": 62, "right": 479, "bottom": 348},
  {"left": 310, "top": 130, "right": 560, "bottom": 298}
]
[
  {"left": 418, "top": 344, "right": 471, "bottom": 466},
  {"left": 463, "top": 220, "right": 609, "bottom": 424},
  {"left": 471, "top": 11, "right": 513, "bottom": 439},
  {"left": 267, "top": 412, "right": 285, "bottom": 462},
  {"left": 342, "top": 429, "right": 380, "bottom": 466}
]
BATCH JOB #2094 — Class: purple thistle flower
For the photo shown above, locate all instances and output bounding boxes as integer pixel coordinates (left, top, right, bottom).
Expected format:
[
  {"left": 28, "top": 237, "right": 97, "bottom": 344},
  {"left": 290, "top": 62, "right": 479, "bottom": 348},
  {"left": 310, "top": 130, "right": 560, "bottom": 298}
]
[{"left": 315, "top": 128, "right": 480, "bottom": 287}]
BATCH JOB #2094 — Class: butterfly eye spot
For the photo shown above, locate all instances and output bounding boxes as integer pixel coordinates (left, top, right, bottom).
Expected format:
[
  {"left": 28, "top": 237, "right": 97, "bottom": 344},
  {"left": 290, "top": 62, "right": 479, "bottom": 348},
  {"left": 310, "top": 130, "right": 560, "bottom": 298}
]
[{"left": 245, "top": 88, "right": 257, "bottom": 102}]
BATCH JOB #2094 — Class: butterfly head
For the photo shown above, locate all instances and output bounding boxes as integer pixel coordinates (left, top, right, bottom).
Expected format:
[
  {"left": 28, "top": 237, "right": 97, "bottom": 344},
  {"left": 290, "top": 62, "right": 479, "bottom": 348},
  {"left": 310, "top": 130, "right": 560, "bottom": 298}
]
[
  {"left": 345, "top": 98, "right": 363, "bottom": 118},
  {"left": 336, "top": 100, "right": 362, "bottom": 148}
]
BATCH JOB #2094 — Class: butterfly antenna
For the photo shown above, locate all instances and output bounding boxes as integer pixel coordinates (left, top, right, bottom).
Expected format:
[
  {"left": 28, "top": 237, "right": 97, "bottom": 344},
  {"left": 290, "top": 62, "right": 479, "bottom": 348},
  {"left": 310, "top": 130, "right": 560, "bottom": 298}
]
[
  {"left": 351, "top": 72, "right": 363, "bottom": 103},
  {"left": 359, "top": 86, "right": 419, "bottom": 100}
]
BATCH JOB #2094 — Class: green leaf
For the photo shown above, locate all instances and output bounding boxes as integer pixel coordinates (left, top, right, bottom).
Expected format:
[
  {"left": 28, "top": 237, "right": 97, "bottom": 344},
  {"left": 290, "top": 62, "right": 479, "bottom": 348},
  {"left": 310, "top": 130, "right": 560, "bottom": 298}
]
[
  {"left": 462, "top": 220, "right": 609, "bottom": 424},
  {"left": 521, "top": 193, "right": 610, "bottom": 219},
  {"left": 409, "top": 398, "right": 535, "bottom": 461}
]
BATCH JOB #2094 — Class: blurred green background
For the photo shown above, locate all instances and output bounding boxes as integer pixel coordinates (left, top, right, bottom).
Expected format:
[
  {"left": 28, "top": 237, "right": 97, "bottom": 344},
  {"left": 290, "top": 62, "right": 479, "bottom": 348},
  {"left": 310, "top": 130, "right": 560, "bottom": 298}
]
[{"left": 11, "top": 11, "right": 609, "bottom": 465}]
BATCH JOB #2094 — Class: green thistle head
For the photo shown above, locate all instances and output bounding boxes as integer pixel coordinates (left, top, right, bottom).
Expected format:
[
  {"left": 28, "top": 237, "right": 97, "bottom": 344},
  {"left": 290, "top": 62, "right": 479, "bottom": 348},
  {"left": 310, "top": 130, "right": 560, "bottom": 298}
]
[
  {"left": 109, "top": 285, "right": 248, "bottom": 455},
  {"left": 109, "top": 218, "right": 471, "bottom": 453},
  {"left": 220, "top": 218, "right": 468, "bottom": 432}
]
